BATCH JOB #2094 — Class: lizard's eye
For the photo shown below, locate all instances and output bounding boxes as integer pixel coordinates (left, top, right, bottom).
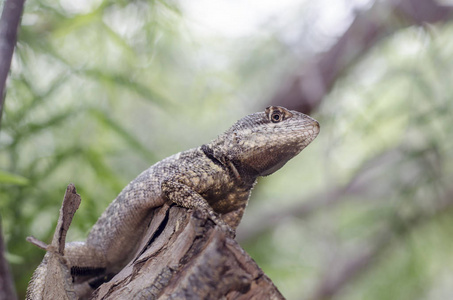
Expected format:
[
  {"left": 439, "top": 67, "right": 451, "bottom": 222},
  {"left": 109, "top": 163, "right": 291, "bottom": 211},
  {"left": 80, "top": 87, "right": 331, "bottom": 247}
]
[
  {"left": 265, "top": 106, "right": 293, "bottom": 123},
  {"left": 271, "top": 111, "right": 283, "bottom": 123}
]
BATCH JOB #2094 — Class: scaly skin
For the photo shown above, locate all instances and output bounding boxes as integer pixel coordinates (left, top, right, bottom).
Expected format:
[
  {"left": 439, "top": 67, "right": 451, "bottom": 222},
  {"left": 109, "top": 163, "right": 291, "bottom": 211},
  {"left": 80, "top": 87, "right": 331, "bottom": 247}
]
[{"left": 27, "top": 106, "right": 320, "bottom": 298}]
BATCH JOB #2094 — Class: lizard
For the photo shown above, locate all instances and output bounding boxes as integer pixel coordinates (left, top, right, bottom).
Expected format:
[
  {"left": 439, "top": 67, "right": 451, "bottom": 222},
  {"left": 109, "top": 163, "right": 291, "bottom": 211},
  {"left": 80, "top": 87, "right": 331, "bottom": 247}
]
[{"left": 26, "top": 105, "right": 320, "bottom": 299}]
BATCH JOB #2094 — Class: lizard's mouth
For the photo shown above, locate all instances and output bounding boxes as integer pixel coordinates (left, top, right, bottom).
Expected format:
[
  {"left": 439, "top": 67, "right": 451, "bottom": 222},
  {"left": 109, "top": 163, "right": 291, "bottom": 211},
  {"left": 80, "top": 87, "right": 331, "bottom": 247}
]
[
  {"left": 259, "top": 159, "right": 289, "bottom": 176},
  {"left": 260, "top": 120, "right": 320, "bottom": 176}
]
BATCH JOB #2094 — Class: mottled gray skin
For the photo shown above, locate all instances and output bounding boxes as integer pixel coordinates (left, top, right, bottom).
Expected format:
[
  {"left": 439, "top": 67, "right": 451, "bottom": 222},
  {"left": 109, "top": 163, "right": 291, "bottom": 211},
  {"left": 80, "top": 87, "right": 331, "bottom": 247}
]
[{"left": 31, "top": 106, "right": 320, "bottom": 298}]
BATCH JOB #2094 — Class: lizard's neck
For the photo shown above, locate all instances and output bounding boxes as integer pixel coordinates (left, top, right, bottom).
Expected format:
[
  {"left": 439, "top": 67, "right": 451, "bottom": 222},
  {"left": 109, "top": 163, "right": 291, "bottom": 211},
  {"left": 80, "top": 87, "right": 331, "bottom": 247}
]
[{"left": 201, "top": 141, "right": 258, "bottom": 187}]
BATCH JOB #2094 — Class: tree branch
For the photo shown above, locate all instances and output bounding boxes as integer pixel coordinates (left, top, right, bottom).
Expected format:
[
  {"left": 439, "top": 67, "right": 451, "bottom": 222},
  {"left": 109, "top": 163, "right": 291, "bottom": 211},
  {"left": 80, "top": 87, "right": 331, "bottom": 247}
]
[
  {"left": 269, "top": 0, "right": 453, "bottom": 113},
  {"left": 0, "top": 0, "right": 26, "bottom": 129}
]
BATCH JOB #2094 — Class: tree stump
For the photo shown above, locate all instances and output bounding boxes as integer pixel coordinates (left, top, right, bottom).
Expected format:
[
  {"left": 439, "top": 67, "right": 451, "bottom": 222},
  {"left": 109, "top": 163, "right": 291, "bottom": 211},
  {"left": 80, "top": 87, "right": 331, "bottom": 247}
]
[
  {"left": 91, "top": 204, "right": 284, "bottom": 299},
  {"left": 28, "top": 186, "right": 285, "bottom": 299}
]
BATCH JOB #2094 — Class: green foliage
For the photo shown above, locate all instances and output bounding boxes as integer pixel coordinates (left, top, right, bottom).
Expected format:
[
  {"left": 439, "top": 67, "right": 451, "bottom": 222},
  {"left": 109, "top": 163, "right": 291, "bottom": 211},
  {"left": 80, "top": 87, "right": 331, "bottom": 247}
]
[
  {"left": 1, "top": 1, "right": 291, "bottom": 297},
  {"left": 0, "top": 171, "right": 28, "bottom": 185},
  {"left": 3, "top": 1, "right": 453, "bottom": 299}
]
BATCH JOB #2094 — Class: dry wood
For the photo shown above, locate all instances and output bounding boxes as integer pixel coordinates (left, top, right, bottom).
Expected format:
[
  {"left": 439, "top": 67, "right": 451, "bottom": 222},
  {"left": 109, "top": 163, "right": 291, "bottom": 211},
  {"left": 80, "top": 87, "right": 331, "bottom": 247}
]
[
  {"left": 26, "top": 184, "right": 81, "bottom": 300},
  {"left": 28, "top": 186, "right": 284, "bottom": 299},
  {"left": 92, "top": 204, "right": 284, "bottom": 299}
]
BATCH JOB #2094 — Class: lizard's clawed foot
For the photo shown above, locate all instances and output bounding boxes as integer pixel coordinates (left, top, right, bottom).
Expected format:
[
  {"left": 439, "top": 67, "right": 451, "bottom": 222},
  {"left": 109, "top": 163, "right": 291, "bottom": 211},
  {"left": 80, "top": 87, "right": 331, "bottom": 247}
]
[
  {"left": 219, "top": 224, "right": 236, "bottom": 239},
  {"left": 204, "top": 210, "right": 236, "bottom": 238}
]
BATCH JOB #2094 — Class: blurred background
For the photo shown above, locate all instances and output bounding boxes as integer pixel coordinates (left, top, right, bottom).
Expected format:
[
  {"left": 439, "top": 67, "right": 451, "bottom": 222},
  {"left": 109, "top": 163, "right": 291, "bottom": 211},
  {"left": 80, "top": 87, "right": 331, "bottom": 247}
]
[{"left": 1, "top": 0, "right": 453, "bottom": 299}]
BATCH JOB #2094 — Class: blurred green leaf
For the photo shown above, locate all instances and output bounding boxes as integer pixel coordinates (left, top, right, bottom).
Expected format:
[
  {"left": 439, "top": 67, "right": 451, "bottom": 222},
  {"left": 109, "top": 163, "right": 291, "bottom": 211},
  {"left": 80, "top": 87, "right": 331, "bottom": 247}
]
[
  {"left": 89, "top": 109, "right": 157, "bottom": 162},
  {"left": 0, "top": 170, "right": 29, "bottom": 185},
  {"left": 83, "top": 69, "right": 171, "bottom": 106}
]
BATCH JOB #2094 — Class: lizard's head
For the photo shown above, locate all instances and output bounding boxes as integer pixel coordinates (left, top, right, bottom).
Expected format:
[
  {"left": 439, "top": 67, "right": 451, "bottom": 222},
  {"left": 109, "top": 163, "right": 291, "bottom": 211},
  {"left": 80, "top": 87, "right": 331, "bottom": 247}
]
[{"left": 222, "top": 106, "right": 320, "bottom": 177}]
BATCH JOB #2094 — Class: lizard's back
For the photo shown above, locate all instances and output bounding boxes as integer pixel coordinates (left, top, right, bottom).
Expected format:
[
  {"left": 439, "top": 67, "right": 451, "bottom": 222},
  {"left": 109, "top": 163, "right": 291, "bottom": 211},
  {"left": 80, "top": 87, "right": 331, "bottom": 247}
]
[{"left": 85, "top": 146, "right": 230, "bottom": 269}]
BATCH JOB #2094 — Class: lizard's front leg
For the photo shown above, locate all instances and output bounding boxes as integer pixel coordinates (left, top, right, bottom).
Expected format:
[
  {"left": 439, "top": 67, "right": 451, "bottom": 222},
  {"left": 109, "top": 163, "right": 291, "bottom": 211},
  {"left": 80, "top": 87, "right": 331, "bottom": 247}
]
[{"left": 161, "top": 179, "right": 235, "bottom": 237}]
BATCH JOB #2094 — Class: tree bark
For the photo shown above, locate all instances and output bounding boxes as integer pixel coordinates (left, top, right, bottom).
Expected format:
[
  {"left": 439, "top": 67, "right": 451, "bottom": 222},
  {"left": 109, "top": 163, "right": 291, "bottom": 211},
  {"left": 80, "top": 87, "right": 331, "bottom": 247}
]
[
  {"left": 91, "top": 204, "right": 284, "bottom": 299},
  {"left": 26, "top": 184, "right": 81, "bottom": 300},
  {"left": 28, "top": 188, "right": 284, "bottom": 299}
]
